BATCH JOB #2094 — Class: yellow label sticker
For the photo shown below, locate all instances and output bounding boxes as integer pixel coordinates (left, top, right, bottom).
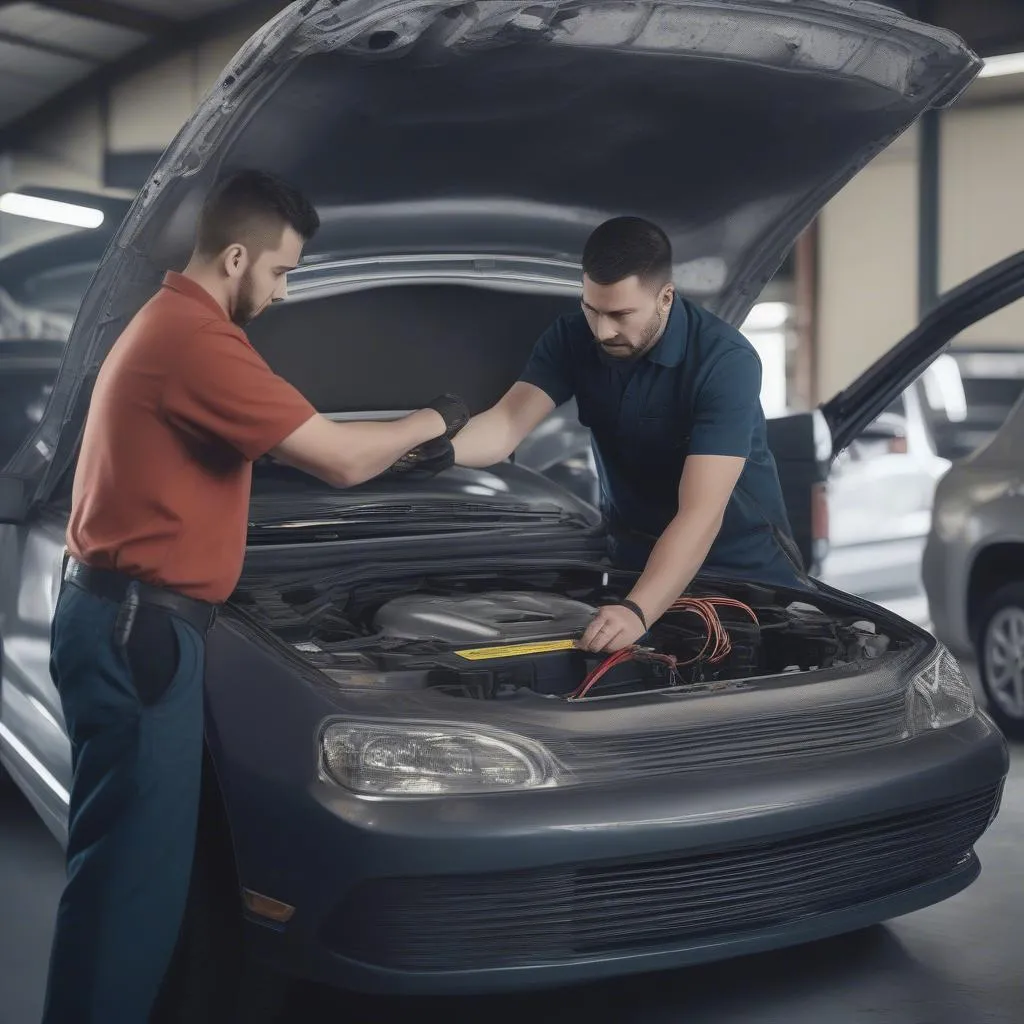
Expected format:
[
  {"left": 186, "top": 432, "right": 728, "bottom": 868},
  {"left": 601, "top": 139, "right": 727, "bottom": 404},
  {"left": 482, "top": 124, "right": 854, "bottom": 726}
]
[{"left": 454, "top": 638, "right": 577, "bottom": 661}]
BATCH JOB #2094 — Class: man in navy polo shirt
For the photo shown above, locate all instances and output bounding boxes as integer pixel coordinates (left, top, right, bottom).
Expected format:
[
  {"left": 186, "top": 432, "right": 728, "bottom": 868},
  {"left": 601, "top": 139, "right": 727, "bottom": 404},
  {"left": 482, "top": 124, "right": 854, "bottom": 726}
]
[{"left": 452, "top": 216, "right": 803, "bottom": 654}]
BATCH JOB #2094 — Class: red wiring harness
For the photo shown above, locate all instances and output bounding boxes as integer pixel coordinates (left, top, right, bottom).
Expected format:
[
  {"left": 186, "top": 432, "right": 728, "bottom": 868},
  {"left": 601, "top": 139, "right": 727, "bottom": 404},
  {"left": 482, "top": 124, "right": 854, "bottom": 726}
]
[{"left": 567, "top": 596, "right": 758, "bottom": 701}]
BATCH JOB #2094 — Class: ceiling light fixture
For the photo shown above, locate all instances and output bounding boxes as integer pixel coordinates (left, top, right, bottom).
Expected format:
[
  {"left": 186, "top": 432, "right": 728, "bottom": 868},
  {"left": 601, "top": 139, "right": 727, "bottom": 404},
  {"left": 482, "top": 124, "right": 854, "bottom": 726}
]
[
  {"left": 0, "top": 192, "right": 105, "bottom": 229},
  {"left": 977, "top": 51, "right": 1024, "bottom": 79}
]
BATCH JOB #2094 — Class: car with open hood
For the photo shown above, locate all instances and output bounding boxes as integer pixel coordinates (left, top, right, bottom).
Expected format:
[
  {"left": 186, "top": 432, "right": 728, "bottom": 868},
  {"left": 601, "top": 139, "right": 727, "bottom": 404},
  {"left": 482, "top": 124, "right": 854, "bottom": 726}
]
[{"left": 0, "top": 1, "right": 1010, "bottom": 1017}]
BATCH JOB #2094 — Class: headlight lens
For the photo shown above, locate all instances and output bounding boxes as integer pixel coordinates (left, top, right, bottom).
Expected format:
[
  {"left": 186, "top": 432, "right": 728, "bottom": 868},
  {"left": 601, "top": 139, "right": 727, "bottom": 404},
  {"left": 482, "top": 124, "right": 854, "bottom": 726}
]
[
  {"left": 906, "top": 645, "right": 976, "bottom": 735},
  {"left": 320, "top": 721, "right": 564, "bottom": 795}
]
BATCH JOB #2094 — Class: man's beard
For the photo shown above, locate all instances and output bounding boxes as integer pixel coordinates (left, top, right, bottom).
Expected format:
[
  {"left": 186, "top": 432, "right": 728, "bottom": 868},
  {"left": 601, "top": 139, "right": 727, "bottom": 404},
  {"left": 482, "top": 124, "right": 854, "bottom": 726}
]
[
  {"left": 597, "top": 308, "right": 665, "bottom": 362},
  {"left": 231, "top": 271, "right": 257, "bottom": 326},
  {"left": 231, "top": 270, "right": 271, "bottom": 327}
]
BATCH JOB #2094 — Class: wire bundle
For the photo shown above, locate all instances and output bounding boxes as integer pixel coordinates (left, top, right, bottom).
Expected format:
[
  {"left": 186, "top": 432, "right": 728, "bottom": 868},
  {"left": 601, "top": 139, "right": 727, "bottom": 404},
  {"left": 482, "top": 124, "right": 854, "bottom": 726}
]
[
  {"left": 567, "top": 596, "right": 758, "bottom": 701},
  {"left": 568, "top": 645, "right": 679, "bottom": 700},
  {"left": 667, "top": 596, "right": 758, "bottom": 664}
]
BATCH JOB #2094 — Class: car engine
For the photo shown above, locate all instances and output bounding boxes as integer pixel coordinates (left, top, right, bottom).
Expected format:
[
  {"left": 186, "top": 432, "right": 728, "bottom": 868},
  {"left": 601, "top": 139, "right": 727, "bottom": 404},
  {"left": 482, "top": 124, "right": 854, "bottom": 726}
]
[{"left": 235, "top": 572, "right": 898, "bottom": 701}]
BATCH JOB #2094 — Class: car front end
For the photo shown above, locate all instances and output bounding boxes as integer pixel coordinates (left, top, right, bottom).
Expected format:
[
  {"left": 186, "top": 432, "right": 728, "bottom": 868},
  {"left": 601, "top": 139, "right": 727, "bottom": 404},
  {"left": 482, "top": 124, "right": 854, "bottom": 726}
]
[{"left": 192, "top": 479, "right": 1007, "bottom": 993}]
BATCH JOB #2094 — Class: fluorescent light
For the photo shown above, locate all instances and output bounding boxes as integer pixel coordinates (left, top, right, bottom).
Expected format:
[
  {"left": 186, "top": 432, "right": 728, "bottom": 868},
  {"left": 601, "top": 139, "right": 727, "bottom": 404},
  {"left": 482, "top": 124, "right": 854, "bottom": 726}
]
[
  {"left": 0, "top": 192, "right": 104, "bottom": 229},
  {"left": 978, "top": 52, "right": 1024, "bottom": 79}
]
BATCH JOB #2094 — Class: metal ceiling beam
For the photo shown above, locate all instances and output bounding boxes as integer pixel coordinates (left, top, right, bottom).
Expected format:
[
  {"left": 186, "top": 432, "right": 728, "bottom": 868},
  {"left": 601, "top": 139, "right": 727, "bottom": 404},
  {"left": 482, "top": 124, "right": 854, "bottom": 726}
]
[
  {"left": 32, "top": 1, "right": 174, "bottom": 36},
  {"left": 0, "top": 28, "right": 100, "bottom": 64},
  {"left": 0, "top": 0, "right": 288, "bottom": 155}
]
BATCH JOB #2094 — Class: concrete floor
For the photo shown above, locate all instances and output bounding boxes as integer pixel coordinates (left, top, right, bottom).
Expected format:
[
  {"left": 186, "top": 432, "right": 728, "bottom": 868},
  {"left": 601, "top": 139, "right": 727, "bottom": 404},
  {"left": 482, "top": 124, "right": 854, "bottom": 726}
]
[{"left": 2, "top": 748, "right": 1022, "bottom": 1024}]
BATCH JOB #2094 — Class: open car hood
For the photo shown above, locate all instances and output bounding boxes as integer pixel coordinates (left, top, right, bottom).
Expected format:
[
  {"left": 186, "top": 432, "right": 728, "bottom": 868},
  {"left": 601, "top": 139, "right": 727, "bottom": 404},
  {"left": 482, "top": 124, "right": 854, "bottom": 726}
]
[{"left": 11, "top": 0, "right": 979, "bottom": 504}]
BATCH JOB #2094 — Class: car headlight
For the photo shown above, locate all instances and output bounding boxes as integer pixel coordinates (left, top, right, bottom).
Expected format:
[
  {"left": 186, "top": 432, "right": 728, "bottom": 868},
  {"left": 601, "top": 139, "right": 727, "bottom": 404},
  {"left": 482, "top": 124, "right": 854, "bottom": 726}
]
[
  {"left": 905, "top": 645, "right": 976, "bottom": 735},
  {"left": 320, "top": 720, "right": 565, "bottom": 795}
]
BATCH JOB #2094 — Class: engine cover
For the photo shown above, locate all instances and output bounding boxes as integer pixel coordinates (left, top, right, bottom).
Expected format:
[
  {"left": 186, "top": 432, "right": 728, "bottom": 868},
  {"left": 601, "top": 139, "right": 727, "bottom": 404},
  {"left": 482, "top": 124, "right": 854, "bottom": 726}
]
[{"left": 372, "top": 591, "right": 595, "bottom": 644}]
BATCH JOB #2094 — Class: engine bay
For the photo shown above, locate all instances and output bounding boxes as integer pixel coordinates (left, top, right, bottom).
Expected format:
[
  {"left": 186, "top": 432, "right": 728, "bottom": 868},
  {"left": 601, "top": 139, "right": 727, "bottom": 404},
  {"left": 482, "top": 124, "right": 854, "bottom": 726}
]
[{"left": 233, "top": 567, "right": 901, "bottom": 701}]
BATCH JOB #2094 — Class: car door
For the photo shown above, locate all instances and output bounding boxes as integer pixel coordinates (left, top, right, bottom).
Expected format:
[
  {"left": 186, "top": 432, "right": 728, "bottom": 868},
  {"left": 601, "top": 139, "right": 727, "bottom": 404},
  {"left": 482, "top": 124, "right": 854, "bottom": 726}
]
[{"left": 0, "top": 340, "right": 71, "bottom": 843}]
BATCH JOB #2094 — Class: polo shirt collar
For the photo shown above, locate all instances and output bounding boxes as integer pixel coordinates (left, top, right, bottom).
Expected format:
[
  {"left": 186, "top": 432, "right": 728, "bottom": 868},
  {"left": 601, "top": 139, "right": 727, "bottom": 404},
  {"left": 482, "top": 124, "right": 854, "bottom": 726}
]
[
  {"left": 162, "top": 271, "right": 229, "bottom": 321},
  {"left": 645, "top": 295, "right": 689, "bottom": 367}
]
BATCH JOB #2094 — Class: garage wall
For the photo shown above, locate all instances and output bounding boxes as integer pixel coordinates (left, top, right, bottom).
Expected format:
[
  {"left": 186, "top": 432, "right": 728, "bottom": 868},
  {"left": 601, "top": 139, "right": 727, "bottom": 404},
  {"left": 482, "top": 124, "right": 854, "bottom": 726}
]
[
  {"left": 106, "top": 23, "right": 258, "bottom": 154},
  {"left": 816, "top": 91, "right": 1024, "bottom": 401},
  {"left": 816, "top": 128, "right": 920, "bottom": 399},
  {"left": 940, "top": 103, "right": 1024, "bottom": 344}
]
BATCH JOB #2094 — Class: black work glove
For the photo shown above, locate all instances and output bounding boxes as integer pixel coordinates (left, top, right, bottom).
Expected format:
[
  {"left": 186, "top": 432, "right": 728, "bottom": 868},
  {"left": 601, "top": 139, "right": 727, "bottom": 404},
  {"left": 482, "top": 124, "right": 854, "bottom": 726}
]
[
  {"left": 426, "top": 394, "right": 470, "bottom": 439},
  {"left": 388, "top": 435, "right": 455, "bottom": 478}
]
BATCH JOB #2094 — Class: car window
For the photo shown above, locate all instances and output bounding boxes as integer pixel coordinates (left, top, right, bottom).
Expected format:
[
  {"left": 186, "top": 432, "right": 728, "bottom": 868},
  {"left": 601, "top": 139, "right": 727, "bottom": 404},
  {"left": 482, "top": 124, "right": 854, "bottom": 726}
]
[
  {"left": 922, "top": 297, "right": 1024, "bottom": 461},
  {"left": 883, "top": 394, "right": 906, "bottom": 418},
  {"left": 0, "top": 368, "right": 55, "bottom": 468},
  {"left": 0, "top": 287, "right": 75, "bottom": 342},
  {"left": 20, "top": 262, "right": 97, "bottom": 318}
]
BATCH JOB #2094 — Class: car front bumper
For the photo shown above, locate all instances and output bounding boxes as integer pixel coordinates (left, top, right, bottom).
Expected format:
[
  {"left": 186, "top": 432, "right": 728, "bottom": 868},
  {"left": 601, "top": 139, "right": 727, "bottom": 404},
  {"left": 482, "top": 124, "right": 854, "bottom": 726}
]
[{"left": 230, "top": 707, "right": 1007, "bottom": 995}]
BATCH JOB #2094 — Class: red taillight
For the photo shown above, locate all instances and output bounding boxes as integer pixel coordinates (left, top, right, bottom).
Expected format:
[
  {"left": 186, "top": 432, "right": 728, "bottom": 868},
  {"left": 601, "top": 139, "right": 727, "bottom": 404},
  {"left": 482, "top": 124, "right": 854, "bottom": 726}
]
[{"left": 811, "top": 482, "right": 829, "bottom": 543}]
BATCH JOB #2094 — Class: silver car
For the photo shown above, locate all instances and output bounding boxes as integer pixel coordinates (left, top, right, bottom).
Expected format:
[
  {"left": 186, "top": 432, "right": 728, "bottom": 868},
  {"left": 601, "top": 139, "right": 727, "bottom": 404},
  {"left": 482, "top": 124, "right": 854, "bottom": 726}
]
[{"left": 924, "top": 295, "right": 1024, "bottom": 739}]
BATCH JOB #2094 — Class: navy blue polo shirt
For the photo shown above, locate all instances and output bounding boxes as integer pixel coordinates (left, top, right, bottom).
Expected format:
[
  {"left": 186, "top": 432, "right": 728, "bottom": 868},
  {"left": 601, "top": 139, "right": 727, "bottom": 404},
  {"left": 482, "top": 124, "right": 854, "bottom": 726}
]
[{"left": 519, "top": 295, "right": 801, "bottom": 585}]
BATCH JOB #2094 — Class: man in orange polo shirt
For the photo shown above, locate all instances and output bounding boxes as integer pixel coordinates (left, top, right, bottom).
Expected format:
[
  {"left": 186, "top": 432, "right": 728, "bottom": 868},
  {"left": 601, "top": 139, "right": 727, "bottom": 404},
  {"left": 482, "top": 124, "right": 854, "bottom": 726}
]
[{"left": 41, "top": 170, "right": 468, "bottom": 1024}]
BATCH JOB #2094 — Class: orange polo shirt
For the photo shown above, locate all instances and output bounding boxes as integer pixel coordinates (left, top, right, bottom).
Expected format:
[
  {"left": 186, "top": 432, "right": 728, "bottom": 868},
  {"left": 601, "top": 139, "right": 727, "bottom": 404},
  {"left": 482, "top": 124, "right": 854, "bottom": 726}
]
[{"left": 67, "top": 272, "right": 316, "bottom": 603}]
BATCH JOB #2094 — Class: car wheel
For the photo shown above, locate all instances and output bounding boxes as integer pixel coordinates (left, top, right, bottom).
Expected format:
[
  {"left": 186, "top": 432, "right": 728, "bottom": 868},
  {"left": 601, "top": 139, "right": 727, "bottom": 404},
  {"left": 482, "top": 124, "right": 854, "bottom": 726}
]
[
  {"left": 151, "top": 791, "right": 288, "bottom": 1023},
  {"left": 975, "top": 583, "right": 1024, "bottom": 740}
]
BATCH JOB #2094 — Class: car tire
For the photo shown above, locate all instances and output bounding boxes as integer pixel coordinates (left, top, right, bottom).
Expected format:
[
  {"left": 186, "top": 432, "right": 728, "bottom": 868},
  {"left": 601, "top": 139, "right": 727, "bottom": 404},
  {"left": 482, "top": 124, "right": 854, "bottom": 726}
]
[
  {"left": 975, "top": 582, "right": 1024, "bottom": 740},
  {"left": 151, "top": 787, "right": 288, "bottom": 1024}
]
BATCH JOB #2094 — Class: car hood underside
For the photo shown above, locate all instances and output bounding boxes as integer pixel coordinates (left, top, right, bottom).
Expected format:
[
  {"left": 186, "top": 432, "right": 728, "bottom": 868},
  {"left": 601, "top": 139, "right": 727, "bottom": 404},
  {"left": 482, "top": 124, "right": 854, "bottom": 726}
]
[{"left": 15, "top": 0, "right": 980, "bottom": 506}]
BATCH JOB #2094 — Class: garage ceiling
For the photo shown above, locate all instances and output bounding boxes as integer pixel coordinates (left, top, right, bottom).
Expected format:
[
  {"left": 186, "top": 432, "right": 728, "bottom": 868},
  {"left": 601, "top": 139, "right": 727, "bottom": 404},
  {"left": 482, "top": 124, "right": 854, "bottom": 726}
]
[{"left": 0, "top": 0, "right": 287, "bottom": 136}]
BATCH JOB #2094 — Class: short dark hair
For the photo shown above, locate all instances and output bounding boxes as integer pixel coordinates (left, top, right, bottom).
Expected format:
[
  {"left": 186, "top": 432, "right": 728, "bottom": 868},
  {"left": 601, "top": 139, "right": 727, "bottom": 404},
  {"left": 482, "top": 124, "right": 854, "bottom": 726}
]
[
  {"left": 582, "top": 216, "right": 672, "bottom": 288},
  {"left": 195, "top": 169, "right": 320, "bottom": 258}
]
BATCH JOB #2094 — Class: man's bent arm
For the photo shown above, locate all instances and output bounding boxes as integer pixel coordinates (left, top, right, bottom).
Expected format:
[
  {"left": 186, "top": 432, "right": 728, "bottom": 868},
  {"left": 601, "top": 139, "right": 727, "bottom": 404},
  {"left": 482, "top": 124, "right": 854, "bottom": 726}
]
[
  {"left": 452, "top": 382, "right": 556, "bottom": 468},
  {"left": 271, "top": 409, "right": 446, "bottom": 488},
  {"left": 626, "top": 455, "right": 745, "bottom": 621}
]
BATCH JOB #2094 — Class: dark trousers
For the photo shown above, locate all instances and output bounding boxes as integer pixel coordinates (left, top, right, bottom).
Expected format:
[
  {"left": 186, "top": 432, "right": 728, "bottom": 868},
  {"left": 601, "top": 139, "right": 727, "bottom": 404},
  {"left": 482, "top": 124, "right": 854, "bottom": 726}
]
[{"left": 41, "top": 582, "right": 206, "bottom": 1023}]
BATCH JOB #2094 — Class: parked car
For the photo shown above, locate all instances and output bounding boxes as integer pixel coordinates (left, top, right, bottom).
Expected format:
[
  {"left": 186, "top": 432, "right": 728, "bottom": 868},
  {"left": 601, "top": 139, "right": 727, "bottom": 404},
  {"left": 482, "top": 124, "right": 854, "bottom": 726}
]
[
  {"left": 818, "top": 378, "right": 950, "bottom": 610},
  {"left": 924, "top": 335, "right": 1024, "bottom": 738},
  {"left": 927, "top": 346, "right": 1024, "bottom": 460},
  {"left": 0, "top": 1, "right": 1008, "bottom": 1019}
]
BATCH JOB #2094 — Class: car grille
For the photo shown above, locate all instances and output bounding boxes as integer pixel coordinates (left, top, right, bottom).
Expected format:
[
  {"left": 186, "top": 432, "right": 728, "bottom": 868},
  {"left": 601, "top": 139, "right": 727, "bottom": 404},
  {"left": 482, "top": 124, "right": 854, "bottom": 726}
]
[
  {"left": 544, "top": 688, "right": 911, "bottom": 781},
  {"left": 326, "top": 786, "right": 999, "bottom": 971}
]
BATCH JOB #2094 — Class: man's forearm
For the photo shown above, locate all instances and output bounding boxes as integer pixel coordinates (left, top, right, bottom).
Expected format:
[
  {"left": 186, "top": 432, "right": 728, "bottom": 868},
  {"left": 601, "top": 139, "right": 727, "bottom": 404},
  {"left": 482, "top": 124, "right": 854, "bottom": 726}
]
[
  {"left": 333, "top": 409, "right": 445, "bottom": 484},
  {"left": 452, "top": 409, "right": 516, "bottom": 468},
  {"left": 625, "top": 512, "right": 722, "bottom": 624}
]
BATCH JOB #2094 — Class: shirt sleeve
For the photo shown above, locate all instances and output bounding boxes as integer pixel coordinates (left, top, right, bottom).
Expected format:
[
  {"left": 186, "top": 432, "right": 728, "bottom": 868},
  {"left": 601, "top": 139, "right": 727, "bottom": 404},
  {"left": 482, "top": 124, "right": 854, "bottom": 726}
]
[
  {"left": 687, "top": 345, "right": 762, "bottom": 459},
  {"left": 162, "top": 323, "right": 317, "bottom": 462},
  {"left": 517, "top": 317, "right": 576, "bottom": 407}
]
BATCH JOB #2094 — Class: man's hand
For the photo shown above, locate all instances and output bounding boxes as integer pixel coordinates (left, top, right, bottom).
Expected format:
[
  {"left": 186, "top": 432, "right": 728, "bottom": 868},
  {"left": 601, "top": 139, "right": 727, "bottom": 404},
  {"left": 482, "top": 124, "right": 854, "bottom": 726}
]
[
  {"left": 426, "top": 394, "right": 470, "bottom": 439},
  {"left": 388, "top": 435, "right": 455, "bottom": 477},
  {"left": 578, "top": 603, "right": 648, "bottom": 653}
]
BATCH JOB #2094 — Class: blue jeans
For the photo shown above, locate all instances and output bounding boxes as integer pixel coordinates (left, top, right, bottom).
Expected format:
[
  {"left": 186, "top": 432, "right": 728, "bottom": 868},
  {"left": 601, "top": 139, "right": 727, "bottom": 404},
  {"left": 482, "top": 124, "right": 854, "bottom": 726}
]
[{"left": 41, "top": 583, "right": 206, "bottom": 1024}]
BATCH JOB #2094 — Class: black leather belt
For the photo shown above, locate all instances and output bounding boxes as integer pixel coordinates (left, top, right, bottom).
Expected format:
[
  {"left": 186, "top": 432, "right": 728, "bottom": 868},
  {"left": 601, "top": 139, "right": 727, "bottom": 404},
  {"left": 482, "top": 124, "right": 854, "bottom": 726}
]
[{"left": 64, "top": 557, "right": 219, "bottom": 636}]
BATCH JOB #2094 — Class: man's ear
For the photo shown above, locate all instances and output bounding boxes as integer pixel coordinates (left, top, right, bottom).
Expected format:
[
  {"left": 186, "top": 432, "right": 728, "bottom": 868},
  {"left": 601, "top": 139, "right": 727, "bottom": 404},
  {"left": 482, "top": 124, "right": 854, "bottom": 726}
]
[
  {"left": 659, "top": 282, "right": 675, "bottom": 312},
  {"left": 221, "top": 244, "right": 248, "bottom": 281}
]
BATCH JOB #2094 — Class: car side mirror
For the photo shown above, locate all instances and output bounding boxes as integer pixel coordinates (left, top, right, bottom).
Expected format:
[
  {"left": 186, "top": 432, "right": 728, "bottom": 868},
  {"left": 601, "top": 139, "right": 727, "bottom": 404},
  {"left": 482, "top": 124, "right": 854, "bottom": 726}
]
[{"left": 0, "top": 474, "right": 31, "bottom": 524}]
